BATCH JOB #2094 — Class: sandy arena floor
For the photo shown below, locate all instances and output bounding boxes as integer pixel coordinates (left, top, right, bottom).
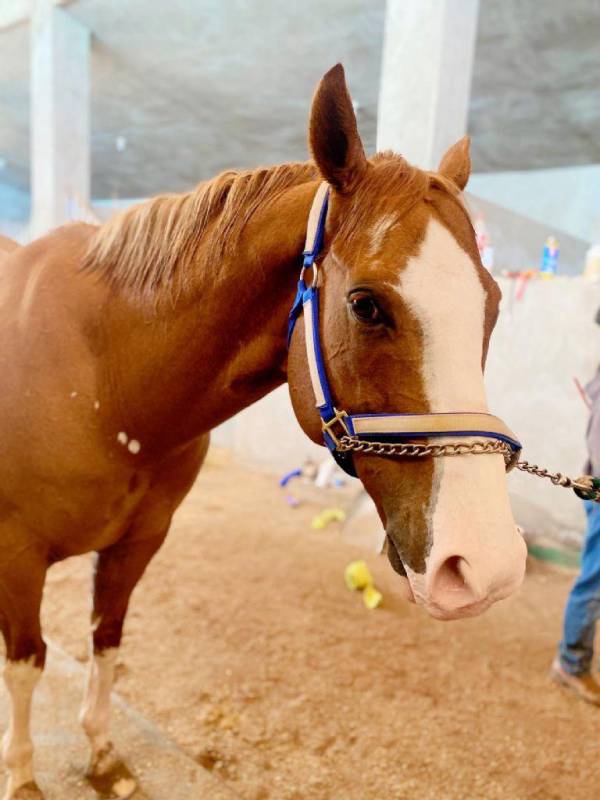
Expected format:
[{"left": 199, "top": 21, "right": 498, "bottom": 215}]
[{"left": 40, "top": 448, "right": 599, "bottom": 800}]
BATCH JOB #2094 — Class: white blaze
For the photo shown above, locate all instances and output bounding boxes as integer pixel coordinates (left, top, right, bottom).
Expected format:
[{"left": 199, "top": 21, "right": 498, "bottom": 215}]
[
  {"left": 398, "top": 217, "right": 487, "bottom": 412},
  {"left": 368, "top": 213, "right": 398, "bottom": 257},
  {"left": 396, "top": 218, "right": 525, "bottom": 615}
]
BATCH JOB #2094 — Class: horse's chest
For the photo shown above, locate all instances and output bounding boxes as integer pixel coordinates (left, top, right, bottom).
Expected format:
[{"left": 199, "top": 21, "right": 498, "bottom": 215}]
[
  {"left": 65, "top": 478, "right": 151, "bottom": 554},
  {"left": 7, "top": 466, "right": 152, "bottom": 559}
]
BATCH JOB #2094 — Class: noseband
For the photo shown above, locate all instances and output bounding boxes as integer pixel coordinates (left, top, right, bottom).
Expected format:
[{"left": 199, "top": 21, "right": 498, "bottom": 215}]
[{"left": 287, "top": 183, "right": 522, "bottom": 478}]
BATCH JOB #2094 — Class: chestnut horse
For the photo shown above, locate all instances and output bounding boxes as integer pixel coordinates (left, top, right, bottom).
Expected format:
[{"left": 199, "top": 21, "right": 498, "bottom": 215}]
[{"left": 0, "top": 65, "right": 526, "bottom": 798}]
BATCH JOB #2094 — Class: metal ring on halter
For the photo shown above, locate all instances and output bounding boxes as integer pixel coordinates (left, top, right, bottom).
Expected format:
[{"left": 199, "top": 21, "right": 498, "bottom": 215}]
[{"left": 299, "top": 262, "right": 319, "bottom": 289}]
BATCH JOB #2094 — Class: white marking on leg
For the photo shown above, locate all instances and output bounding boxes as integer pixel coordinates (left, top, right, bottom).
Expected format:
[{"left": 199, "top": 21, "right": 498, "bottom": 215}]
[
  {"left": 2, "top": 658, "right": 42, "bottom": 797},
  {"left": 79, "top": 648, "right": 118, "bottom": 759},
  {"left": 117, "top": 432, "right": 128, "bottom": 446},
  {"left": 127, "top": 439, "right": 141, "bottom": 455},
  {"left": 396, "top": 218, "right": 524, "bottom": 612}
]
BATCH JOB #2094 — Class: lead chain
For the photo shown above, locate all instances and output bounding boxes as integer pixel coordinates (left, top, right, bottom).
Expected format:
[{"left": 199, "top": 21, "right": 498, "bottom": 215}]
[{"left": 336, "top": 435, "right": 600, "bottom": 503}]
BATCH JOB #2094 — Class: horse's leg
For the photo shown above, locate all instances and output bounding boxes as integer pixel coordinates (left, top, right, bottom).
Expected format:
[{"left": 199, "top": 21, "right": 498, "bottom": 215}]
[
  {"left": 79, "top": 530, "right": 168, "bottom": 796},
  {"left": 80, "top": 437, "right": 208, "bottom": 794},
  {"left": 0, "top": 546, "right": 47, "bottom": 800}
]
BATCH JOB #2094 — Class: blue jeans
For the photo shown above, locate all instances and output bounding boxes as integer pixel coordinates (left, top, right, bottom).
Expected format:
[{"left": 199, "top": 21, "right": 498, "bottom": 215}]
[{"left": 559, "top": 501, "right": 600, "bottom": 675}]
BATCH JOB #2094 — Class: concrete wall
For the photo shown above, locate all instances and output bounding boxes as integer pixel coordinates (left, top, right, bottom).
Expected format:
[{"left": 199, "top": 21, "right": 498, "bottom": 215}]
[
  {"left": 469, "top": 164, "right": 600, "bottom": 244},
  {"left": 487, "top": 276, "right": 599, "bottom": 541},
  {"left": 216, "top": 277, "right": 600, "bottom": 542},
  {"left": 211, "top": 385, "right": 325, "bottom": 471},
  {"left": 466, "top": 193, "right": 590, "bottom": 276}
]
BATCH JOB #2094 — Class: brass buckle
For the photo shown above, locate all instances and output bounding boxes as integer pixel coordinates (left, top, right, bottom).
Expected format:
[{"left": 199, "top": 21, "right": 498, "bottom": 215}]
[{"left": 321, "top": 408, "right": 351, "bottom": 447}]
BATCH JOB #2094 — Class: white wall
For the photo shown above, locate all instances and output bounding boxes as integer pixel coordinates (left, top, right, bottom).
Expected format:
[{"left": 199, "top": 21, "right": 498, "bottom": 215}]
[
  {"left": 466, "top": 193, "right": 588, "bottom": 276},
  {"left": 212, "top": 385, "right": 325, "bottom": 471},
  {"left": 486, "top": 276, "right": 599, "bottom": 540},
  {"left": 469, "top": 164, "right": 600, "bottom": 244},
  {"left": 216, "top": 277, "right": 600, "bottom": 542}
]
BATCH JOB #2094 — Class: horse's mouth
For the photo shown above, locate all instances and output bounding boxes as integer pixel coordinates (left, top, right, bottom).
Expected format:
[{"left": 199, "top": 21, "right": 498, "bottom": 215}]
[
  {"left": 384, "top": 534, "right": 416, "bottom": 603},
  {"left": 384, "top": 533, "right": 407, "bottom": 576}
]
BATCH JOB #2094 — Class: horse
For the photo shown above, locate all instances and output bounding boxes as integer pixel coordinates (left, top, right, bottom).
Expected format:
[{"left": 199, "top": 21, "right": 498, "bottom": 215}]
[
  {"left": 0, "top": 236, "right": 20, "bottom": 257},
  {"left": 0, "top": 64, "right": 526, "bottom": 799}
]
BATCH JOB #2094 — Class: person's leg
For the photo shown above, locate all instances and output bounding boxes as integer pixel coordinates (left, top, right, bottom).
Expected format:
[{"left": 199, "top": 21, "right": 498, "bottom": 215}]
[{"left": 559, "top": 501, "right": 600, "bottom": 674}]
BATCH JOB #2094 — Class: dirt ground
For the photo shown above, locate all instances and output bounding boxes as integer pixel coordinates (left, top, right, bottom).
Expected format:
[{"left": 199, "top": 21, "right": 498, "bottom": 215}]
[{"left": 40, "top": 448, "right": 599, "bottom": 800}]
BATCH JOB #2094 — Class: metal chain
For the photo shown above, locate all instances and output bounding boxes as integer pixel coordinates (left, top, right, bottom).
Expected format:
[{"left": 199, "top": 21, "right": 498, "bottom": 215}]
[
  {"left": 336, "top": 435, "right": 600, "bottom": 501},
  {"left": 337, "top": 435, "right": 511, "bottom": 460},
  {"left": 514, "top": 459, "right": 595, "bottom": 495}
]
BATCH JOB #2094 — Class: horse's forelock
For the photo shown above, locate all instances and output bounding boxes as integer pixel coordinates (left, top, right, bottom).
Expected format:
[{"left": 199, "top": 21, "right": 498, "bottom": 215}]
[{"left": 333, "top": 153, "right": 466, "bottom": 252}]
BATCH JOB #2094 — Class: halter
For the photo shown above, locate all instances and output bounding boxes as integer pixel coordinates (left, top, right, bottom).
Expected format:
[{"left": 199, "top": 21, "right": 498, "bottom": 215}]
[{"left": 287, "top": 182, "right": 523, "bottom": 478}]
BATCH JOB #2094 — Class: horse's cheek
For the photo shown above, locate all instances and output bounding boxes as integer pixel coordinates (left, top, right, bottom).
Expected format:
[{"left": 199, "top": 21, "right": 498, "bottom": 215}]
[{"left": 286, "top": 321, "right": 323, "bottom": 446}]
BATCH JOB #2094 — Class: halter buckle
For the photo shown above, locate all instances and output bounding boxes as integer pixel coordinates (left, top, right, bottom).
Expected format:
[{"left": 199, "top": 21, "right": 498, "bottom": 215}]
[{"left": 321, "top": 408, "right": 351, "bottom": 447}]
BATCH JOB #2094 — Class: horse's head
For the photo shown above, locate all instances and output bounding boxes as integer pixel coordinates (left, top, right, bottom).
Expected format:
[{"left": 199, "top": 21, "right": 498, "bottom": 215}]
[{"left": 288, "top": 65, "right": 526, "bottom": 620}]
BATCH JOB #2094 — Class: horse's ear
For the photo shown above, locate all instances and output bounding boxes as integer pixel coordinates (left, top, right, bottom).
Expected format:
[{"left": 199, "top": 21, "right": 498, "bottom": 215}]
[
  {"left": 438, "top": 136, "right": 471, "bottom": 191},
  {"left": 309, "top": 64, "right": 367, "bottom": 194}
]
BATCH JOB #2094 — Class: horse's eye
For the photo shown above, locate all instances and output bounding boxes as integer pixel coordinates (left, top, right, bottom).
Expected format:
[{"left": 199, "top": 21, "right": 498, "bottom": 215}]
[{"left": 350, "top": 292, "right": 381, "bottom": 324}]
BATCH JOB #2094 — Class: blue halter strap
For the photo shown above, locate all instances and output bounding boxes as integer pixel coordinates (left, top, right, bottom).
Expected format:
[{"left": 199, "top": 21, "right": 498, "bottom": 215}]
[{"left": 287, "top": 183, "right": 522, "bottom": 478}]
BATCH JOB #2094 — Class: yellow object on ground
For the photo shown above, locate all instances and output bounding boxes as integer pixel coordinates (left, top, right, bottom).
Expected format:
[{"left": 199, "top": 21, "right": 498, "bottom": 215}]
[
  {"left": 344, "top": 560, "right": 373, "bottom": 590},
  {"left": 311, "top": 507, "right": 346, "bottom": 530},
  {"left": 344, "top": 560, "right": 383, "bottom": 609},
  {"left": 362, "top": 584, "right": 383, "bottom": 609}
]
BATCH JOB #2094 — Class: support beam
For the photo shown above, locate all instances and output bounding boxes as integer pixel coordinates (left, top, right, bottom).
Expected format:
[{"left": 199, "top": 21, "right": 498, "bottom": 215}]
[
  {"left": 377, "top": 0, "right": 480, "bottom": 170},
  {"left": 30, "top": 0, "right": 90, "bottom": 236}
]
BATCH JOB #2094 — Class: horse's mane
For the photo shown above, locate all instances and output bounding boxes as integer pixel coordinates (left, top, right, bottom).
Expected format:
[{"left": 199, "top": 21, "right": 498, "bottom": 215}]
[
  {"left": 83, "top": 161, "right": 317, "bottom": 296},
  {"left": 83, "top": 154, "right": 463, "bottom": 297}
]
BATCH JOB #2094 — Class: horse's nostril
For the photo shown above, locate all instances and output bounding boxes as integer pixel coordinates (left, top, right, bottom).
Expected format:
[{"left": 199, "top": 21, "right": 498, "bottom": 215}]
[{"left": 429, "top": 555, "right": 479, "bottom": 606}]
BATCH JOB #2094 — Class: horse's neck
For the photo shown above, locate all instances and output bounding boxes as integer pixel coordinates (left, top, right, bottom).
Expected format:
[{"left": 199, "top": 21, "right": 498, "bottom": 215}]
[{"left": 106, "top": 180, "right": 319, "bottom": 454}]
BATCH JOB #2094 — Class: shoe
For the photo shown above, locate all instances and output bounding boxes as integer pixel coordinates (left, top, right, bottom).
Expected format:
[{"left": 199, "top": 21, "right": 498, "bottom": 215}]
[{"left": 550, "top": 657, "right": 600, "bottom": 706}]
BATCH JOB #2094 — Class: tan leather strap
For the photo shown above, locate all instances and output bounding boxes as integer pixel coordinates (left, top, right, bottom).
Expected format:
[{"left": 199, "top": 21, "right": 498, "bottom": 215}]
[
  {"left": 350, "top": 412, "right": 519, "bottom": 444},
  {"left": 303, "top": 182, "right": 330, "bottom": 260}
]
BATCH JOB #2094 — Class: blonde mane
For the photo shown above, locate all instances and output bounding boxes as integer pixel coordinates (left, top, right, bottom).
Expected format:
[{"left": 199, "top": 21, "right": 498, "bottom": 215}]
[
  {"left": 84, "top": 154, "right": 464, "bottom": 297},
  {"left": 83, "top": 162, "right": 317, "bottom": 296}
]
